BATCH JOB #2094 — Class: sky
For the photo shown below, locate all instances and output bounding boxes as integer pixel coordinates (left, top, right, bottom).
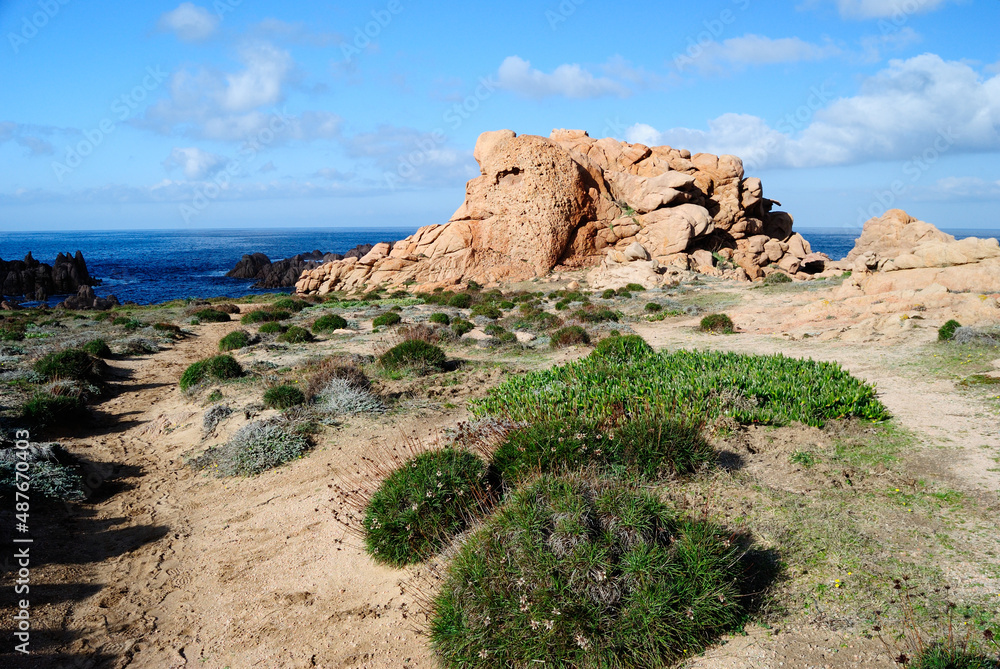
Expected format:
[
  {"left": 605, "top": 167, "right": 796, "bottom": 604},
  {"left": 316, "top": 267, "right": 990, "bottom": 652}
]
[{"left": 0, "top": 0, "right": 998, "bottom": 233}]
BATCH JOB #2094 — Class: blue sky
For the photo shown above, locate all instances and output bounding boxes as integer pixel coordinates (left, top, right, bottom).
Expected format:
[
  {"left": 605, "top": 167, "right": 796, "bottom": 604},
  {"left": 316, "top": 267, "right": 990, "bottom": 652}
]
[{"left": 1, "top": 0, "right": 998, "bottom": 232}]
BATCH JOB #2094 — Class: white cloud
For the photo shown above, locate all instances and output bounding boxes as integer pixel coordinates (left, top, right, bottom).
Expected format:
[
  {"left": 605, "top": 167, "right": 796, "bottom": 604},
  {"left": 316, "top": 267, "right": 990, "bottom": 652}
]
[
  {"left": 859, "top": 26, "right": 921, "bottom": 62},
  {"left": 920, "top": 176, "right": 1000, "bottom": 200},
  {"left": 496, "top": 56, "right": 628, "bottom": 99},
  {"left": 157, "top": 3, "right": 219, "bottom": 42},
  {"left": 832, "top": 0, "right": 951, "bottom": 19},
  {"left": 627, "top": 54, "right": 1000, "bottom": 170},
  {"left": 676, "top": 34, "right": 840, "bottom": 74},
  {"left": 344, "top": 125, "right": 478, "bottom": 187},
  {"left": 221, "top": 44, "right": 293, "bottom": 112},
  {"left": 163, "top": 147, "right": 226, "bottom": 179}
]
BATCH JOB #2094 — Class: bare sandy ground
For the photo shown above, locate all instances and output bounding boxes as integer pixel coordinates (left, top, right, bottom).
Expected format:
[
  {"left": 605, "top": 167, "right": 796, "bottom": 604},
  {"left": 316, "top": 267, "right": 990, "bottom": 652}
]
[{"left": 3, "top": 288, "right": 999, "bottom": 668}]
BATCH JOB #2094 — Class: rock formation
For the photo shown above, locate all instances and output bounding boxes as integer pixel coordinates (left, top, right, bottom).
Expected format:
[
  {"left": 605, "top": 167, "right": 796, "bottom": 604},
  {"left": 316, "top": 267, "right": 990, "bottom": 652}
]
[
  {"left": 57, "top": 285, "right": 120, "bottom": 311},
  {"left": 0, "top": 251, "right": 99, "bottom": 301},
  {"left": 229, "top": 245, "right": 377, "bottom": 288},
  {"left": 296, "top": 129, "right": 824, "bottom": 295}
]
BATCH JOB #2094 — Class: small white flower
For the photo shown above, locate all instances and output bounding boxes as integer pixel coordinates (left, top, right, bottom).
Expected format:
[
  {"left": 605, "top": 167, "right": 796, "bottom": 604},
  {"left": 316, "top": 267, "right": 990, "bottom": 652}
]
[
  {"left": 544, "top": 619, "right": 554, "bottom": 630},
  {"left": 530, "top": 619, "right": 540, "bottom": 630}
]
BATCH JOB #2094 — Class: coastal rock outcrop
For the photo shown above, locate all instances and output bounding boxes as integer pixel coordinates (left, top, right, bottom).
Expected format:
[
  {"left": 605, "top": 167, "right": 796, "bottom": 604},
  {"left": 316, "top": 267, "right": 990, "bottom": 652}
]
[
  {"left": 296, "top": 129, "right": 824, "bottom": 295},
  {"left": 229, "top": 245, "right": 377, "bottom": 288},
  {"left": 0, "top": 251, "right": 99, "bottom": 301},
  {"left": 57, "top": 285, "right": 120, "bottom": 311}
]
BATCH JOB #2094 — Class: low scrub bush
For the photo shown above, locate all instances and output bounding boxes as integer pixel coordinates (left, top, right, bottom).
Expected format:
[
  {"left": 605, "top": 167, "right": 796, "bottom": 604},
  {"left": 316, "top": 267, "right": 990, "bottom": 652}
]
[
  {"left": 258, "top": 322, "right": 286, "bottom": 335},
  {"left": 307, "top": 356, "right": 370, "bottom": 397},
  {"left": 34, "top": 349, "right": 105, "bottom": 383},
  {"left": 380, "top": 340, "right": 446, "bottom": 372},
  {"left": 190, "top": 420, "right": 311, "bottom": 476},
  {"left": 81, "top": 339, "right": 112, "bottom": 358},
  {"left": 0, "top": 445, "right": 85, "bottom": 500},
  {"left": 589, "top": 334, "right": 654, "bottom": 364},
  {"left": 312, "top": 314, "right": 348, "bottom": 333},
  {"left": 271, "top": 297, "right": 308, "bottom": 312},
  {"left": 179, "top": 354, "right": 243, "bottom": 392},
  {"left": 573, "top": 307, "right": 618, "bottom": 323},
  {"left": 764, "top": 271, "right": 793, "bottom": 285},
  {"left": 472, "top": 348, "right": 888, "bottom": 427},
  {"left": 938, "top": 319, "right": 962, "bottom": 341},
  {"left": 429, "top": 312, "right": 450, "bottom": 325},
  {"left": 113, "top": 316, "right": 142, "bottom": 330},
  {"left": 21, "top": 393, "right": 88, "bottom": 429},
  {"left": 451, "top": 319, "right": 474, "bottom": 336},
  {"left": 193, "top": 309, "right": 231, "bottom": 323},
  {"left": 550, "top": 325, "right": 590, "bottom": 348},
  {"left": 0, "top": 322, "right": 26, "bottom": 341},
  {"left": 624, "top": 282, "right": 645, "bottom": 292},
  {"left": 601, "top": 288, "right": 616, "bottom": 299},
  {"left": 645, "top": 302, "right": 663, "bottom": 313},
  {"left": 470, "top": 304, "right": 501, "bottom": 319},
  {"left": 491, "top": 414, "right": 710, "bottom": 486},
  {"left": 430, "top": 475, "right": 750, "bottom": 667},
  {"left": 700, "top": 313, "right": 735, "bottom": 334},
  {"left": 315, "top": 377, "right": 384, "bottom": 416},
  {"left": 218, "top": 330, "right": 252, "bottom": 352},
  {"left": 364, "top": 448, "right": 494, "bottom": 567},
  {"left": 372, "top": 312, "right": 402, "bottom": 328},
  {"left": 153, "top": 322, "right": 183, "bottom": 337},
  {"left": 202, "top": 403, "right": 233, "bottom": 433},
  {"left": 241, "top": 309, "right": 290, "bottom": 325},
  {"left": 115, "top": 336, "right": 159, "bottom": 356},
  {"left": 448, "top": 293, "right": 472, "bottom": 309},
  {"left": 263, "top": 384, "right": 306, "bottom": 409},
  {"left": 277, "top": 325, "right": 313, "bottom": 344}
]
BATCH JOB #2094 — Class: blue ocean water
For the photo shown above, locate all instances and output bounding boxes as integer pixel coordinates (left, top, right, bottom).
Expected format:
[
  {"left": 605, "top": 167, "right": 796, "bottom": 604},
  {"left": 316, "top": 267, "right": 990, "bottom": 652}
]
[
  {"left": 2, "top": 226, "right": 998, "bottom": 306},
  {"left": 0, "top": 228, "right": 418, "bottom": 306}
]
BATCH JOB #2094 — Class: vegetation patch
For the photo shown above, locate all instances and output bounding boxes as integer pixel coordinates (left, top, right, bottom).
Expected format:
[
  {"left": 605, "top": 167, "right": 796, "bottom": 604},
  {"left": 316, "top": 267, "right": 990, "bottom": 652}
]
[
  {"left": 312, "top": 314, "right": 348, "bottom": 333},
  {"left": 364, "top": 448, "right": 493, "bottom": 567},
  {"left": 550, "top": 325, "right": 590, "bottom": 348},
  {"left": 314, "top": 378, "right": 384, "bottom": 416},
  {"left": 372, "top": 312, "right": 403, "bottom": 328},
  {"left": 258, "top": 322, "right": 286, "bottom": 334},
  {"left": 470, "top": 304, "right": 501, "bottom": 319},
  {"left": 271, "top": 297, "right": 309, "bottom": 312},
  {"left": 448, "top": 293, "right": 472, "bottom": 309},
  {"left": 429, "top": 312, "right": 450, "bottom": 325},
  {"left": 189, "top": 420, "right": 311, "bottom": 476},
  {"left": 938, "top": 319, "right": 962, "bottom": 341},
  {"left": 379, "top": 340, "right": 446, "bottom": 373},
  {"left": 472, "top": 349, "right": 888, "bottom": 427},
  {"left": 764, "top": 271, "right": 793, "bottom": 285},
  {"left": 34, "top": 349, "right": 105, "bottom": 383},
  {"left": 430, "top": 475, "right": 751, "bottom": 668},
  {"left": 193, "top": 309, "right": 231, "bottom": 323},
  {"left": 573, "top": 307, "right": 619, "bottom": 323},
  {"left": 700, "top": 313, "right": 735, "bottom": 334},
  {"left": 81, "top": 338, "right": 112, "bottom": 358},
  {"left": 21, "top": 393, "right": 89, "bottom": 429},
  {"left": 179, "top": 354, "right": 243, "bottom": 392},
  {"left": 218, "top": 330, "right": 252, "bottom": 352},
  {"left": 263, "top": 384, "right": 306, "bottom": 409},
  {"left": 241, "top": 309, "right": 291, "bottom": 325},
  {"left": 277, "top": 325, "right": 313, "bottom": 344},
  {"left": 589, "top": 334, "right": 653, "bottom": 365},
  {"left": 451, "top": 319, "right": 474, "bottom": 336}
]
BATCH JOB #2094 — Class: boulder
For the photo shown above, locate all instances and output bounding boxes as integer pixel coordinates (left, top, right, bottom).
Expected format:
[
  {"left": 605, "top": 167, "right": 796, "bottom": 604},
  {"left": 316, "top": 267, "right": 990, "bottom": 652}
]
[
  {"left": 846, "top": 209, "right": 953, "bottom": 262},
  {"left": 57, "top": 285, "right": 120, "bottom": 311}
]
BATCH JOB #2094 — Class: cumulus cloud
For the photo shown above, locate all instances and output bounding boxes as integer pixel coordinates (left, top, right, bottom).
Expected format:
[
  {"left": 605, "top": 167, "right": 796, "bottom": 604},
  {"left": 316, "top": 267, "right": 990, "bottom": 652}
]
[
  {"left": 919, "top": 176, "right": 1000, "bottom": 200},
  {"left": 676, "top": 34, "right": 841, "bottom": 74},
  {"left": 626, "top": 54, "right": 1000, "bottom": 170},
  {"left": 496, "top": 56, "right": 629, "bottom": 99},
  {"left": 163, "top": 147, "right": 226, "bottom": 179},
  {"left": 220, "top": 44, "right": 293, "bottom": 112},
  {"left": 157, "top": 3, "right": 219, "bottom": 42}
]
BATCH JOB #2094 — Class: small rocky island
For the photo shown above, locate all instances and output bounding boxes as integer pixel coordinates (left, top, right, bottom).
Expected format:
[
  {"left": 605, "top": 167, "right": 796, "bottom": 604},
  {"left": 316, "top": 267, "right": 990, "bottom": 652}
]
[
  {"left": 227, "top": 244, "right": 380, "bottom": 288},
  {"left": 0, "top": 251, "right": 99, "bottom": 303}
]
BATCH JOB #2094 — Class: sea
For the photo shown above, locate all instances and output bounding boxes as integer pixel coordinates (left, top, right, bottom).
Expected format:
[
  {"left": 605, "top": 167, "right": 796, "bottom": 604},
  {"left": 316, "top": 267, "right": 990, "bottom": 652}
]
[{"left": 1, "top": 227, "right": 998, "bottom": 307}]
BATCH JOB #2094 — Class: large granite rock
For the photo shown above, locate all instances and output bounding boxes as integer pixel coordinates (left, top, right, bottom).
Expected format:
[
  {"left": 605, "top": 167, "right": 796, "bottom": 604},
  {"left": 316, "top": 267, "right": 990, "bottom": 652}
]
[
  {"left": 0, "top": 251, "right": 98, "bottom": 301},
  {"left": 229, "top": 245, "right": 377, "bottom": 288},
  {"left": 297, "top": 129, "right": 818, "bottom": 295}
]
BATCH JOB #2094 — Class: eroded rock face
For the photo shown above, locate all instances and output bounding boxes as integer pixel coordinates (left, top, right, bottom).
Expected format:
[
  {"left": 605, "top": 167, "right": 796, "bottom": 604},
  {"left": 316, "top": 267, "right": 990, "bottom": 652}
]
[
  {"left": 839, "top": 209, "right": 1000, "bottom": 296},
  {"left": 297, "top": 129, "right": 818, "bottom": 295}
]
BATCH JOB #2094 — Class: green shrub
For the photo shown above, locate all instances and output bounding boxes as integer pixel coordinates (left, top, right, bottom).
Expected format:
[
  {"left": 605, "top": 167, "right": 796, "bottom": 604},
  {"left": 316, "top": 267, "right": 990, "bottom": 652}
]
[
  {"left": 491, "top": 414, "right": 711, "bottom": 486},
  {"left": 451, "top": 319, "right": 474, "bottom": 337},
  {"left": 193, "top": 309, "right": 230, "bottom": 323},
  {"left": 263, "top": 384, "right": 306, "bottom": 409},
  {"left": 372, "top": 312, "right": 403, "bottom": 328},
  {"left": 601, "top": 288, "right": 616, "bottom": 299},
  {"left": 113, "top": 316, "right": 142, "bottom": 330},
  {"left": 555, "top": 300, "right": 570, "bottom": 311},
  {"left": 312, "top": 314, "right": 348, "bottom": 333},
  {"left": 258, "top": 322, "right": 286, "bottom": 335},
  {"left": 499, "top": 300, "right": 515, "bottom": 310},
  {"left": 448, "top": 293, "right": 473, "bottom": 309},
  {"left": 179, "top": 354, "right": 243, "bottom": 392},
  {"left": 0, "top": 322, "right": 26, "bottom": 341},
  {"left": 92, "top": 312, "right": 113, "bottom": 322},
  {"left": 472, "top": 349, "right": 889, "bottom": 428},
  {"left": 938, "top": 319, "right": 962, "bottom": 341},
  {"left": 271, "top": 297, "right": 309, "bottom": 312},
  {"left": 277, "top": 325, "right": 313, "bottom": 343},
  {"left": 218, "top": 330, "right": 251, "bottom": 352},
  {"left": 380, "top": 340, "right": 447, "bottom": 372},
  {"left": 34, "top": 349, "right": 104, "bottom": 382},
  {"left": 574, "top": 307, "right": 618, "bottom": 323},
  {"left": 645, "top": 302, "right": 663, "bottom": 313},
  {"left": 700, "top": 313, "right": 735, "bottom": 334},
  {"left": 764, "top": 271, "right": 793, "bottom": 285},
  {"left": 0, "top": 459, "right": 85, "bottom": 500},
  {"left": 364, "top": 449, "right": 494, "bottom": 567},
  {"left": 429, "top": 312, "right": 451, "bottom": 326},
  {"left": 550, "top": 325, "right": 590, "bottom": 348},
  {"left": 81, "top": 339, "right": 112, "bottom": 358},
  {"left": 241, "top": 309, "right": 290, "bottom": 325},
  {"left": 465, "top": 280, "right": 482, "bottom": 292},
  {"left": 909, "top": 645, "right": 999, "bottom": 669},
  {"left": 153, "top": 322, "right": 183, "bottom": 337},
  {"left": 430, "top": 475, "right": 750, "bottom": 667},
  {"left": 624, "top": 283, "right": 646, "bottom": 292},
  {"left": 589, "top": 334, "right": 653, "bottom": 364},
  {"left": 616, "top": 290, "right": 633, "bottom": 299},
  {"left": 21, "top": 393, "right": 88, "bottom": 428},
  {"left": 470, "top": 304, "right": 501, "bottom": 319},
  {"left": 190, "top": 420, "right": 311, "bottom": 476}
]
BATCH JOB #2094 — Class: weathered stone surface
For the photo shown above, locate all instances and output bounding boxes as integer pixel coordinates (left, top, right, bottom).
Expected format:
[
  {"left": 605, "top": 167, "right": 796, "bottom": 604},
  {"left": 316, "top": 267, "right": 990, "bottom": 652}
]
[
  {"left": 57, "top": 285, "right": 120, "bottom": 311},
  {"left": 296, "top": 129, "right": 802, "bottom": 294},
  {"left": 846, "top": 209, "right": 953, "bottom": 262},
  {"left": 0, "top": 251, "right": 98, "bottom": 301}
]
